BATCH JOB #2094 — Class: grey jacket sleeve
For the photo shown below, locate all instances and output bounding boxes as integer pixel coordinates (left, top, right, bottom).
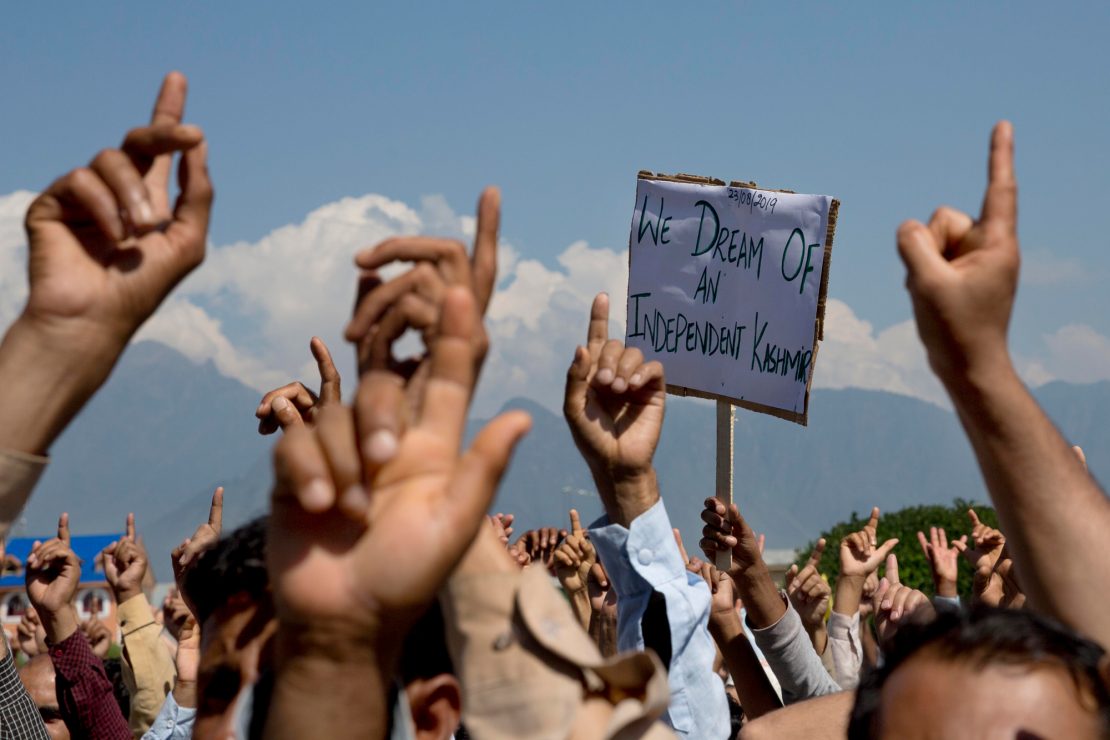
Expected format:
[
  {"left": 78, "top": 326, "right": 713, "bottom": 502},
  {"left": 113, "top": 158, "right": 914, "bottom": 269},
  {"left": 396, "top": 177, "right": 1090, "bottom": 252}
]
[{"left": 748, "top": 598, "right": 842, "bottom": 703}]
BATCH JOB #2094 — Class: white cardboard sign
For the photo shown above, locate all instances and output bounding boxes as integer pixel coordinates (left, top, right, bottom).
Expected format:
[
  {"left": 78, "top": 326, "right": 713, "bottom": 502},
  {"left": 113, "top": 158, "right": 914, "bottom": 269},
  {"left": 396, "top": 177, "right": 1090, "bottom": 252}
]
[{"left": 626, "top": 175, "right": 838, "bottom": 424}]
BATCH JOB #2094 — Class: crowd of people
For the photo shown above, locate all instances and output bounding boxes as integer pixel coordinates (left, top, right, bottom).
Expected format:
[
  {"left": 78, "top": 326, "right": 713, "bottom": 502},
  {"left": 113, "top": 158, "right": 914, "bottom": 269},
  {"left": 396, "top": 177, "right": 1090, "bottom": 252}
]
[{"left": 0, "top": 71, "right": 1107, "bottom": 739}]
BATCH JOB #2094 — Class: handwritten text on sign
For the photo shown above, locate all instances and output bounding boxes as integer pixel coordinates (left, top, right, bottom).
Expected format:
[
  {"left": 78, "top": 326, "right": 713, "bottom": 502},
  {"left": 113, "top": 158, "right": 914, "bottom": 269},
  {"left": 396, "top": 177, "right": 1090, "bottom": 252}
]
[{"left": 626, "top": 178, "right": 834, "bottom": 419}]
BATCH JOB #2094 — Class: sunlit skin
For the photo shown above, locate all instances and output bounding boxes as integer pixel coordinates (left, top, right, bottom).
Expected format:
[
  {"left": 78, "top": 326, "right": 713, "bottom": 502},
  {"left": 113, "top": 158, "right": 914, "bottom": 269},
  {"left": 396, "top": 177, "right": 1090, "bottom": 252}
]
[{"left": 876, "top": 652, "right": 1103, "bottom": 739}]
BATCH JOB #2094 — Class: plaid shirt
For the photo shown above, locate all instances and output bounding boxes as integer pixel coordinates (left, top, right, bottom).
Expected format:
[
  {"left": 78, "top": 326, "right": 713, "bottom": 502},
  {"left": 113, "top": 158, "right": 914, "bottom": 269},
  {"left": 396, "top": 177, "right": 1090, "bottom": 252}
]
[
  {"left": 0, "top": 642, "right": 48, "bottom": 740},
  {"left": 49, "top": 631, "right": 130, "bottom": 740}
]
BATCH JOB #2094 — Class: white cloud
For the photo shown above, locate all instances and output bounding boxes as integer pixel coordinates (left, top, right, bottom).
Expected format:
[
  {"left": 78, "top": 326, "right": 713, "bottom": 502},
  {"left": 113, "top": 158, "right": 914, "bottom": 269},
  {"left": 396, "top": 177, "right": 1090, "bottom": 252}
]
[
  {"left": 3, "top": 188, "right": 1108, "bottom": 415},
  {"left": 812, "top": 300, "right": 949, "bottom": 407},
  {"left": 1021, "top": 250, "right": 1095, "bottom": 287},
  {"left": 1032, "top": 325, "right": 1110, "bottom": 385}
]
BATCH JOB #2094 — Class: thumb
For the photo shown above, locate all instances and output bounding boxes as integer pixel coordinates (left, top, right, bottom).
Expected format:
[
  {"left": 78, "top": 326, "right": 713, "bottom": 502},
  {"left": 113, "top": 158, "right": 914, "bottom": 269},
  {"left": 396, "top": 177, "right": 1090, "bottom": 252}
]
[
  {"left": 451, "top": 411, "right": 532, "bottom": 528},
  {"left": 886, "top": 553, "right": 900, "bottom": 585}
]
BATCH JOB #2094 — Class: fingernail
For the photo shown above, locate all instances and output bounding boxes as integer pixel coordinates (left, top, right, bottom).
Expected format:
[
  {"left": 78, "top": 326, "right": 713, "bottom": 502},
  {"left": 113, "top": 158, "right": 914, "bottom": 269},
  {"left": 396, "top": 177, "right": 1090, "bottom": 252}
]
[
  {"left": 630, "top": 373, "right": 643, "bottom": 386},
  {"left": 596, "top": 368, "right": 614, "bottom": 385},
  {"left": 363, "top": 430, "right": 398, "bottom": 464},
  {"left": 611, "top": 378, "right": 627, "bottom": 393},
  {"left": 272, "top": 397, "right": 289, "bottom": 412},
  {"left": 256, "top": 403, "right": 265, "bottom": 414},
  {"left": 302, "top": 479, "right": 333, "bottom": 510},
  {"left": 341, "top": 485, "right": 369, "bottom": 514}
]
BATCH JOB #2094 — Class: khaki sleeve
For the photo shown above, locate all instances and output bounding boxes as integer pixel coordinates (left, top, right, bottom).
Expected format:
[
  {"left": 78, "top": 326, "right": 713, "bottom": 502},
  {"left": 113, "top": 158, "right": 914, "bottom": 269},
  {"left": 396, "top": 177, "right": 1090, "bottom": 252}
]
[{"left": 117, "top": 594, "right": 175, "bottom": 737}]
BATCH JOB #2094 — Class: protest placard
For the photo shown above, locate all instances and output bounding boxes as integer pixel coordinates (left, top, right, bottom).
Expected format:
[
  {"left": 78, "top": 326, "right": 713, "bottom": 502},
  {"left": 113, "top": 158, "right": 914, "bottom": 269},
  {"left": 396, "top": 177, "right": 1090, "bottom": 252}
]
[{"left": 626, "top": 172, "right": 839, "bottom": 425}]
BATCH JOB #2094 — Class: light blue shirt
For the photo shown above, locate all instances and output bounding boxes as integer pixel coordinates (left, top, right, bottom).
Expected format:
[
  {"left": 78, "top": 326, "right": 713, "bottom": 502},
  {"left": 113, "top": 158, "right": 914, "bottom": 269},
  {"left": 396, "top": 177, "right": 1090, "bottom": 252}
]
[
  {"left": 590, "top": 498, "right": 730, "bottom": 739},
  {"left": 142, "top": 692, "right": 196, "bottom": 740}
]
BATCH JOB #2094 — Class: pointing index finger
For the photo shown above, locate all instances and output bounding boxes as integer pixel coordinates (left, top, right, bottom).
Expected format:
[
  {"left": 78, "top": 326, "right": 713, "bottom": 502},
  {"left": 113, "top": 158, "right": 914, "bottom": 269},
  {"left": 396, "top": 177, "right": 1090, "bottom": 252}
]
[
  {"left": 981, "top": 121, "right": 1017, "bottom": 229},
  {"left": 126, "top": 513, "right": 135, "bottom": 541},
  {"left": 587, "top": 293, "right": 610, "bottom": 357},
  {"left": 569, "top": 509, "right": 583, "bottom": 534},
  {"left": 209, "top": 487, "right": 224, "bottom": 532},
  {"left": 472, "top": 186, "right": 500, "bottom": 312},
  {"left": 311, "top": 337, "right": 341, "bottom": 404},
  {"left": 58, "top": 513, "right": 70, "bottom": 545}
]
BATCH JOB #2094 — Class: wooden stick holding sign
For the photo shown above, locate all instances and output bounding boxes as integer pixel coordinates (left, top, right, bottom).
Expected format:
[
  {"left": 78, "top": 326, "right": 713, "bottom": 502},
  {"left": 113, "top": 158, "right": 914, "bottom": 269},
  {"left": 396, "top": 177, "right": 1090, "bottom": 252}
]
[
  {"left": 625, "top": 172, "right": 839, "bottom": 569},
  {"left": 715, "top": 401, "right": 735, "bottom": 570}
]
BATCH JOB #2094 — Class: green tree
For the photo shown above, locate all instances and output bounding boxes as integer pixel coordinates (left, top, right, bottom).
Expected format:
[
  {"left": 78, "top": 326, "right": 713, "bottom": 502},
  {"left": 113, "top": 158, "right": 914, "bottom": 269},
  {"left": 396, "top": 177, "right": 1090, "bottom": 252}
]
[{"left": 795, "top": 499, "right": 1000, "bottom": 598}]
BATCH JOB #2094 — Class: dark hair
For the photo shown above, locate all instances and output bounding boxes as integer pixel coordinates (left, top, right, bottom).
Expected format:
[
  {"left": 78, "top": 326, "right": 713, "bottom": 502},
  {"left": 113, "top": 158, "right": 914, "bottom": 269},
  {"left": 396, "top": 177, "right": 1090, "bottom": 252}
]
[
  {"left": 183, "top": 516, "right": 270, "bottom": 626},
  {"left": 399, "top": 602, "right": 454, "bottom": 684},
  {"left": 849, "top": 606, "right": 1110, "bottom": 738}
]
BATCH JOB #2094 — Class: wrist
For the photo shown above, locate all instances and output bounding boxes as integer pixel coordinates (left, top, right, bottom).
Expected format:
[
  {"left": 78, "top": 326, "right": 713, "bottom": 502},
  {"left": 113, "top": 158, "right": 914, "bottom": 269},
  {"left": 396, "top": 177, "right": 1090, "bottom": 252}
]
[
  {"left": 591, "top": 467, "right": 659, "bottom": 527},
  {"left": 116, "top": 586, "right": 144, "bottom": 605},
  {"left": 0, "top": 315, "right": 124, "bottom": 454},
  {"left": 709, "top": 608, "right": 743, "bottom": 640},
  {"left": 934, "top": 350, "right": 1019, "bottom": 406},
  {"left": 172, "top": 678, "right": 197, "bottom": 708},
  {"left": 41, "top": 606, "right": 79, "bottom": 645},
  {"left": 936, "top": 579, "right": 958, "bottom": 599}
]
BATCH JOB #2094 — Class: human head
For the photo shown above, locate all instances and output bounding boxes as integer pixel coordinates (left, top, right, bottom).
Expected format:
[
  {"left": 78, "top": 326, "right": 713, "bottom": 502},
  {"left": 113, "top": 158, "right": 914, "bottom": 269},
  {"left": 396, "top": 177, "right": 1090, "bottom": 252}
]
[
  {"left": 183, "top": 516, "right": 274, "bottom": 740},
  {"left": 850, "top": 607, "right": 1110, "bottom": 738},
  {"left": 19, "top": 654, "right": 69, "bottom": 739}
]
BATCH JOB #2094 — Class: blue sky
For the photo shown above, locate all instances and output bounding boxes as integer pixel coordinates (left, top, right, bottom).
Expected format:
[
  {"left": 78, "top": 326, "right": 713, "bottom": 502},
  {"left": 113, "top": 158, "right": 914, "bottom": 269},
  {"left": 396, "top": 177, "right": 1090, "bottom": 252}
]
[{"left": 2, "top": 2, "right": 1109, "bottom": 412}]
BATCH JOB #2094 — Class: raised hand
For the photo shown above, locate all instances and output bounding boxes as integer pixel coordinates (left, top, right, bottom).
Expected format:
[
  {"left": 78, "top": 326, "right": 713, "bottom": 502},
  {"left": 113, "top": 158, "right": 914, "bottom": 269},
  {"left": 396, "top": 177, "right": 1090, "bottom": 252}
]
[
  {"left": 268, "top": 286, "right": 530, "bottom": 657},
  {"left": 514, "top": 527, "right": 567, "bottom": 571},
  {"left": 489, "top": 512, "right": 515, "bottom": 544},
  {"left": 161, "top": 586, "right": 191, "bottom": 641},
  {"left": 872, "top": 554, "right": 936, "bottom": 645},
  {"left": 958, "top": 508, "right": 1005, "bottom": 572},
  {"left": 786, "top": 539, "right": 831, "bottom": 633},
  {"left": 17, "top": 607, "right": 48, "bottom": 657},
  {"left": 553, "top": 509, "right": 597, "bottom": 595},
  {"left": 171, "top": 486, "right": 224, "bottom": 594},
  {"left": 256, "top": 337, "right": 342, "bottom": 434},
  {"left": 700, "top": 497, "right": 785, "bottom": 629},
  {"left": 839, "top": 507, "right": 899, "bottom": 579},
  {"left": 25, "top": 513, "right": 82, "bottom": 642},
  {"left": 346, "top": 188, "right": 500, "bottom": 460},
  {"left": 897, "top": 122, "right": 1019, "bottom": 383},
  {"left": 173, "top": 614, "right": 201, "bottom": 708},
  {"left": 0, "top": 72, "right": 213, "bottom": 459},
  {"left": 699, "top": 497, "right": 766, "bottom": 579},
  {"left": 564, "top": 294, "right": 665, "bottom": 525},
  {"left": 101, "top": 513, "right": 149, "bottom": 604},
  {"left": 916, "top": 526, "right": 965, "bottom": 599},
  {"left": 81, "top": 616, "right": 113, "bottom": 660}
]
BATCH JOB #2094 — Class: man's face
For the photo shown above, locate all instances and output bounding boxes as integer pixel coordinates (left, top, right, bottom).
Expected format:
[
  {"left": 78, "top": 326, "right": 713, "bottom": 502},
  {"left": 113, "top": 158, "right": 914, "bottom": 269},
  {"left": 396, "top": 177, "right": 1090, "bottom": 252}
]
[
  {"left": 19, "top": 655, "right": 70, "bottom": 740},
  {"left": 193, "top": 596, "right": 277, "bottom": 739},
  {"left": 876, "top": 652, "right": 1103, "bottom": 739}
]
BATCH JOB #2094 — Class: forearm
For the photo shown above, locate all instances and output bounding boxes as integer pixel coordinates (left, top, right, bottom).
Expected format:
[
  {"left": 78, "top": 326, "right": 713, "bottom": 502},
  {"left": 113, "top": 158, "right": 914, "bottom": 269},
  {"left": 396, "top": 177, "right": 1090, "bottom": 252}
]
[
  {"left": 0, "top": 316, "right": 123, "bottom": 456},
  {"left": 50, "top": 631, "right": 131, "bottom": 739},
  {"left": 806, "top": 624, "right": 828, "bottom": 657},
  {"left": 171, "top": 678, "right": 196, "bottom": 709},
  {"left": 709, "top": 614, "right": 782, "bottom": 719},
  {"left": 944, "top": 360, "right": 1110, "bottom": 643},
  {"left": 564, "top": 587, "right": 591, "bottom": 630},
  {"left": 589, "top": 609, "right": 618, "bottom": 657},
  {"left": 833, "top": 575, "right": 864, "bottom": 618},
  {"left": 732, "top": 565, "right": 786, "bottom": 629},
  {"left": 119, "top": 595, "right": 176, "bottom": 730},
  {"left": 267, "top": 630, "right": 394, "bottom": 740}
]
